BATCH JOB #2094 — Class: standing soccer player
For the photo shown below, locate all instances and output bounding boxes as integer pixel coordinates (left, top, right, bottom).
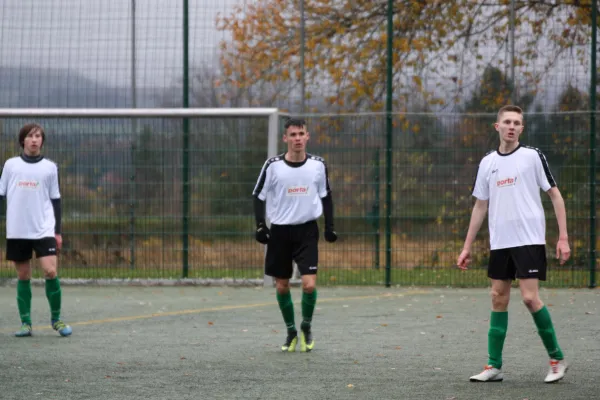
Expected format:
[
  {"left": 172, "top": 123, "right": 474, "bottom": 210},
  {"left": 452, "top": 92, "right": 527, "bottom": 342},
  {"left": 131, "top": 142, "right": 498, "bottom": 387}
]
[
  {"left": 457, "top": 105, "right": 569, "bottom": 383},
  {"left": 0, "top": 123, "right": 72, "bottom": 337},
  {"left": 252, "top": 118, "right": 337, "bottom": 352}
]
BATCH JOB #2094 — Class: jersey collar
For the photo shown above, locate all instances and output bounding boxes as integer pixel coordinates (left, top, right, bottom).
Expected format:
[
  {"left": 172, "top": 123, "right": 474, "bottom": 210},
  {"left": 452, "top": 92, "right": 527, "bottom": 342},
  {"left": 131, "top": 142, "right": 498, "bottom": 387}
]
[
  {"left": 496, "top": 143, "right": 521, "bottom": 156},
  {"left": 283, "top": 154, "right": 308, "bottom": 168},
  {"left": 20, "top": 154, "right": 45, "bottom": 163}
]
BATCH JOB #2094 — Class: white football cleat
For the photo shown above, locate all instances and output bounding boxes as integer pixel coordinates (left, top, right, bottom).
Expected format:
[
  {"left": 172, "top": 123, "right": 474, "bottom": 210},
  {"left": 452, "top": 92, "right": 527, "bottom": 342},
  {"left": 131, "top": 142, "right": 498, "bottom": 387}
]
[
  {"left": 470, "top": 365, "right": 504, "bottom": 382},
  {"left": 544, "top": 359, "right": 568, "bottom": 383}
]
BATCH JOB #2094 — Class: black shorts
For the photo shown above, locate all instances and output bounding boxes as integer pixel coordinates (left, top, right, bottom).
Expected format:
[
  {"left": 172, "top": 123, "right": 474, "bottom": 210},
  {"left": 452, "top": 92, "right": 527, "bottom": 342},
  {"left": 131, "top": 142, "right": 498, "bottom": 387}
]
[
  {"left": 5, "top": 238, "right": 58, "bottom": 262},
  {"left": 265, "top": 220, "right": 319, "bottom": 279},
  {"left": 488, "top": 245, "right": 547, "bottom": 281}
]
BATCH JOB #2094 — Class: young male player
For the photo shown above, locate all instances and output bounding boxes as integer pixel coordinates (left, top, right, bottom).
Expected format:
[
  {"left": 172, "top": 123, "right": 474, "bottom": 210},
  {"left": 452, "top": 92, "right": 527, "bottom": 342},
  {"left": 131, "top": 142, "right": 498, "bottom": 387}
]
[
  {"left": 457, "top": 105, "right": 569, "bottom": 383},
  {"left": 0, "top": 123, "right": 72, "bottom": 337},
  {"left": 252, "top": 118, "right": 337, "bottom": 352}
]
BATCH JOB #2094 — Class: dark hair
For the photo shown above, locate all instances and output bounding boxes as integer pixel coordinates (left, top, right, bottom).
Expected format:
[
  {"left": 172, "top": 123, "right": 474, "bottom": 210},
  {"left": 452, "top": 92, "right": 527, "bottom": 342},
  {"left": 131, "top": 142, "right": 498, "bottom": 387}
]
[
  {"left": 497, "top": 105, "right": 523, "bottom": 121},
  {"left": 18, "top": 123, "right": 45, "bottom": 148},
  {"left": 284, "top": 118, "right": 306, "bottom": 130}
]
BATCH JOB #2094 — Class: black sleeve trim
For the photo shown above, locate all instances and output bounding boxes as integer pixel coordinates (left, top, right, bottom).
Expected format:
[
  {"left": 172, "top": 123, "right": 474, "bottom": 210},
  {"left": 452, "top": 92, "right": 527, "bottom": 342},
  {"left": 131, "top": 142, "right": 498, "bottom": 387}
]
[
  {"left": 324, "top": 161, "right": 332, "bottom": 196},
  {"left": 534, "top": 148, "right": 556, "bottom": 187},
  {"left": 470, "top": 165, "right": 479, "bottom": 195},
  {"left": 51, "top": 198, "right": 62, "bottom": 234},
  {"left": 321, "top": 193, "right": 334, "bottom": 231},
  {"left": 252, "top": 156, "right": 281, "bottom": 197},
  {"left": 253, "top": 195, "right": 266, "bottom": 227}
]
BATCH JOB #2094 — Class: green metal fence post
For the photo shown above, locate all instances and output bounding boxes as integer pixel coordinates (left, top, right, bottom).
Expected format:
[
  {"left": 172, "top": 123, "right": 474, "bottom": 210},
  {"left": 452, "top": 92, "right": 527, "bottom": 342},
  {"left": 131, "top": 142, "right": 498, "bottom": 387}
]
[
  {"left": 384, "top": 0, "right": 393, "bottom": 287},
  {"left": 373, "top": 148, "right": 380, "bottom": 270},
  {"left": 130, "top": 141, "right": 136, "bottom": 270},
  {"left": 589, "top": 0, "right": 597, "bottom": 288},
  {"left": 182, "top": 0, "right": 190, "bottom": 278}
]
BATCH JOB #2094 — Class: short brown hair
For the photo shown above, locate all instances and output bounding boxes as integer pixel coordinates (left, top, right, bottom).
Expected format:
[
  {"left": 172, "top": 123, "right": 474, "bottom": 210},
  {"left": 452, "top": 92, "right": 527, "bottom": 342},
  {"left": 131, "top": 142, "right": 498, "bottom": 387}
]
[
  {"left": 497, "top": 105, "right": 523, "bottom": 121},
  {"left": 18, "top": 123, "right": 45, "bottom": 148}
]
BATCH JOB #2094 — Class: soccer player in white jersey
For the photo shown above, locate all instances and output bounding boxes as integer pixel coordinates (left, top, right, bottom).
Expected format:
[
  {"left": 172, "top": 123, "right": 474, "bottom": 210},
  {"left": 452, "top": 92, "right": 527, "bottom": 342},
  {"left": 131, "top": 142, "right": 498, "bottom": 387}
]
[
  {"left": 0, "top": 124, "right": 72, "bottom": 337},
  {"left": 457, "top": 105, "right": 570, "bottom": 383},
  {"left": 252, "top": 118, "right": 337, "bottom": 352}
]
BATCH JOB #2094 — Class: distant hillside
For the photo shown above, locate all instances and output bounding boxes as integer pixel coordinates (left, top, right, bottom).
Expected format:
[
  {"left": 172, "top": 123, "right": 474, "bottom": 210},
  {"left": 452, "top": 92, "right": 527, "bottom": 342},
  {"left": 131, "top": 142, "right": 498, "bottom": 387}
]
[{"left": 0, "top": 66, "right": 161, "bottom": 108}]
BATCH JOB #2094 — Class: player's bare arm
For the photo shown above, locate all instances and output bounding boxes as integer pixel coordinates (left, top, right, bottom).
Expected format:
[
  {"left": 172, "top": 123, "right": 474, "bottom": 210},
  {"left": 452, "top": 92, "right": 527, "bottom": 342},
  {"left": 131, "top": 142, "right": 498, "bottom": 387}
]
[
  {"left": 546, "top": 187, "right": 570, "bottom": 265},
  {"left": 457, "top": 199, "right": 488, "bottom": 270}
]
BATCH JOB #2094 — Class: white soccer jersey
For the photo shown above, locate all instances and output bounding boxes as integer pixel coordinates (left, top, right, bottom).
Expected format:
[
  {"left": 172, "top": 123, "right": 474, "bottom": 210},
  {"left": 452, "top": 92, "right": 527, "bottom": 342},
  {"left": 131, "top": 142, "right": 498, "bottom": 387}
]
[
  {"left": 472, "top": 145, "right": 556, "bottom": 250},
  {"left": 0, "top": 156, "right": 60, "bottom": 239},
  {"left": 253, "top": 153, "right": 330, "bottom": 225}
]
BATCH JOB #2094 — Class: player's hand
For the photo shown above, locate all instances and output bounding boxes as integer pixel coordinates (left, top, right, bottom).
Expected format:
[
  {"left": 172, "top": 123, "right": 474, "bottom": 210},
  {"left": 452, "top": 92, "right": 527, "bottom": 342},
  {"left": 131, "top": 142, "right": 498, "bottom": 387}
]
[
  {"left": 556, "top": 237, "right": 570, "bottom": 265},
  {"left": 324, "top": 229, "right": 338, "bottom": 243},
  {"left": 457, "top": 249, "right": 471, "bottom": 270},
  {"left": 55, "top": 234, "right": 63, "bottom": 251},
  {"left": 255, "top": 223, "right": 270, "bottom": 244}
]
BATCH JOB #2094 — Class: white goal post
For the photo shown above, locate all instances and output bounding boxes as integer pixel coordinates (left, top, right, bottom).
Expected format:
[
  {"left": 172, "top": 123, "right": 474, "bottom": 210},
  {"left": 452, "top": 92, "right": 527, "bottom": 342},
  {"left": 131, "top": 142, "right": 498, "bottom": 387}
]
[{"left": 0, "top": 107, "right": 287, "bottom": 287}]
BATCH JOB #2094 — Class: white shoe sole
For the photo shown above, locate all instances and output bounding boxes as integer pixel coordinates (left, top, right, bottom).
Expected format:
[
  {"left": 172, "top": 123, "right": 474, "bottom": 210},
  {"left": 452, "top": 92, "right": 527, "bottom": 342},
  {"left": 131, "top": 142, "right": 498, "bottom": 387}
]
[
  {"left": 470, "top": 373, "right": 504, "bottom": 382},
  {"left": 470, "top": 377, "right": 504, "bottom": 382}
]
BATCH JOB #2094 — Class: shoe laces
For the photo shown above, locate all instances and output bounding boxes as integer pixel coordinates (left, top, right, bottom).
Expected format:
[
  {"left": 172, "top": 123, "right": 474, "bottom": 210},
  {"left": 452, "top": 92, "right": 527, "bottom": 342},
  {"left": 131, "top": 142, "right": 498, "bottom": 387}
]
[
  {"left": 483, "top": 365, "right": 494, "bottom": 371},
  {"left": 284, "top": 331, "right": 297, "bottom": 345},
  {"left": 550, "top": 360, "right": 559, "bottom": 374},
  {"left": 53, "top": 320, "right": 67, "bottom": 330}
]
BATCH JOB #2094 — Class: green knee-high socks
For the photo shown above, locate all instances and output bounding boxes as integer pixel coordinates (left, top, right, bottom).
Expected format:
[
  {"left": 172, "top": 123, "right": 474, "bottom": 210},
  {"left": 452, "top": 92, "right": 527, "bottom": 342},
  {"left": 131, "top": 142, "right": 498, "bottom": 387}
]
[
  {"left": 532, "top": 305, "right": 564, "bottom": 360},
  {"left": 16, "top": 279, "right": 32, "bottom": 325},
  {"left": 276, "top": 290, "right": 296, "bottom": 332},
  {"left": 301, "top": 289, "right": 317, "bottom": 330},
  {"left": 487, "top": 311, "right": 508, "bottom": 369},
  {"left": 45, "top": 277, "right": 62, "bottom": 321}
]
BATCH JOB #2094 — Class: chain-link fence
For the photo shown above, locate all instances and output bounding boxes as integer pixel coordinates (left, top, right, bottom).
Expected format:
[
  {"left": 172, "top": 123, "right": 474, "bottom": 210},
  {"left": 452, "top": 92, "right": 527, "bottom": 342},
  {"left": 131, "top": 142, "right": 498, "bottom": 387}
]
[
  {"left": 0, "top": 111, "right": 596, "bottom": 287},
  {"left": 0, "top": 1, "right": 597, "bottom": 285}
]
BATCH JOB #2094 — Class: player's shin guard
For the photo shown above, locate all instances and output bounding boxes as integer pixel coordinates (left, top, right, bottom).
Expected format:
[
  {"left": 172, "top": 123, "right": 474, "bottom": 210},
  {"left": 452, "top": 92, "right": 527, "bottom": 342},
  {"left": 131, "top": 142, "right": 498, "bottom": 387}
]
[
  {"left": 487, "top": 311, "right": 508, "bottom": 369},
  {"left": 17, "top": 279, "right": 32, "bottom": 325},
  {"left": 276, "top": 290, "right": 296, "bottom": 332},
  {"left": 532, "top": 306, "right": 564, "bottom": 360},
  {"left": 301, "top": 289, "right": 317, "bottom": 330},
  {"left": 45, "top": 277, "right": 62, "bottom": 321}
]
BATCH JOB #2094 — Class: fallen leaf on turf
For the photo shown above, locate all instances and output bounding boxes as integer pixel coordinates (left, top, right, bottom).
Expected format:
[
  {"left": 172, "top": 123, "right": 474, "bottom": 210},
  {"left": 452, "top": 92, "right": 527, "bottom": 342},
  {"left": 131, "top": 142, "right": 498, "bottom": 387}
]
[
  {"left": 105, "top": 376, "right": 111, "bottom": 379},
  {"left": 347, "top": 384, "right": 354, "bottom": 388},
  {"left": 180, "top": 357, "right": 186, "bottom": 360},
  {"left": 547, "top": 303, "right": 553, "bottom": 307},
  {"left": 208, "top": 321, "right": 214, "bottom": 325},
  {"left": 395, "top": 346, "right": 402, "bottom": 350},
  {"left": 381, "top": 324, "right": 388, "bottom": 327},
  {"left": 436, "top": 315, "right": 442, "bottom": 319}
]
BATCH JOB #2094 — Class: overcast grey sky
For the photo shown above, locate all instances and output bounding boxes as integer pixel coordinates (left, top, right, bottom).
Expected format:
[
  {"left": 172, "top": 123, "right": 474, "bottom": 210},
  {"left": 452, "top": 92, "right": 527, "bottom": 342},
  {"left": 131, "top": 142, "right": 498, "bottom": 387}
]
[{"left": 0, "top": 0, "right": 243, "bottom": 88}]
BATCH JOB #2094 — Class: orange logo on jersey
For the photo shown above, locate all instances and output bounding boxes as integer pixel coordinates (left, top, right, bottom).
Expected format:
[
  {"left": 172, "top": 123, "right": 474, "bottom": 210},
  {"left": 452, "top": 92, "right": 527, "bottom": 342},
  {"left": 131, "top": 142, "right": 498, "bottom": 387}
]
[
  {"left": 287, "top": 186, "right": 309, "bottom": 196},
  {"left": 496, "top": 177, "right": 517, "bottom": 187},
  {"left": 17, "top": 180, "right": 40, "bottom": 189}
]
